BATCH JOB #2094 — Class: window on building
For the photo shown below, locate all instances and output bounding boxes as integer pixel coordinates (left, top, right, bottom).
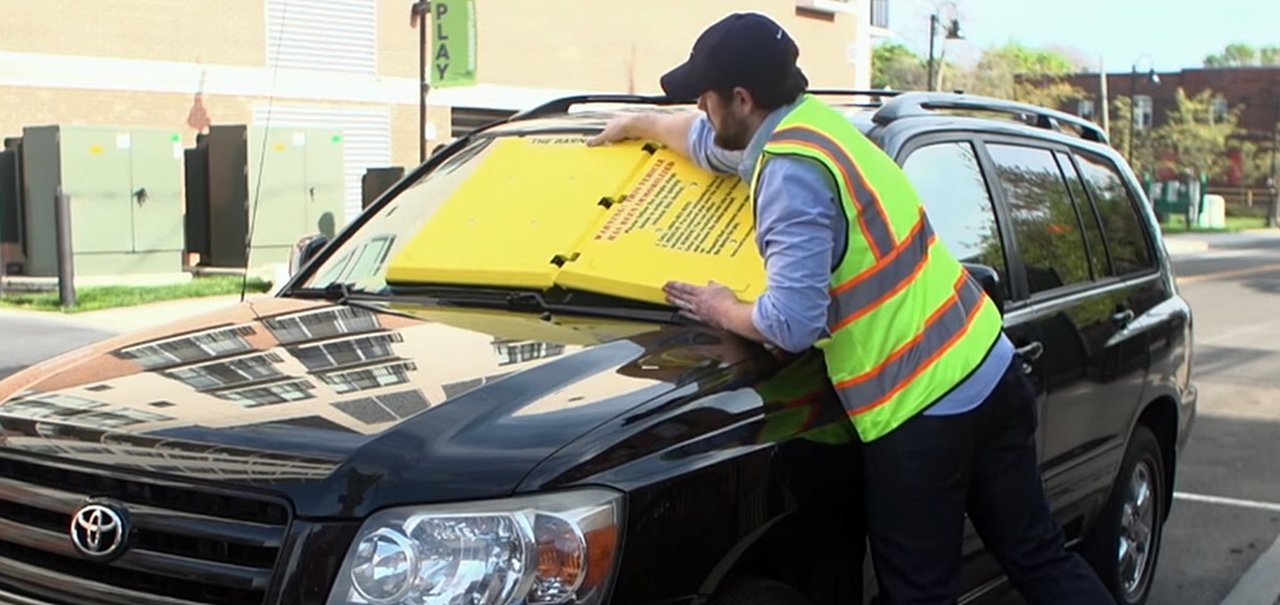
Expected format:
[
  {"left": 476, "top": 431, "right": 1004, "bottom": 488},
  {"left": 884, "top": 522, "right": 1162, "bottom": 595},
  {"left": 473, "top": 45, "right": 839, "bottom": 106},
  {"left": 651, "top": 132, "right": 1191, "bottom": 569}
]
[
  {"left": 1134, "top": 95, "right": 1154, "bottom": 130},
  {"left": 217, "top": 379, "right": 317, "bottom": 408},
  {"left": 1078, "top": 99, "right": 1096, "bottom": 120},
  {"left": 165, "top": 352, "right": 284, "bottom": 391},
  {"left": 1075, "top": 152, "right": 1156, "bottom": 275},
  {"left": 320, "top": 361, "right": 418, "bottom": 394},
  {"left": 871, "top": 0, "right": 891, "bottom": 28},
  {"left": 901, "top": 141, "right": 1010, "bottom": 298},
  {"left": 290, "top": 332, "right": 403, "bottom": 371},
  {"left": 986, "top": 144, "right": 1093, "bottom": 296},
  {"left": 1211, "top": 96, "right": 1230, "bottom": 124},
  {"left": 492, "top": 340, "right": 567, "bottom": 366},
  {"left": 266, "top": 0, "right": 376, "bottom": 74},
  {"left": 264, "top": 306, "right": 381, "bottom": 344},
  {"left": 115, "top": 326, "right": 256, "bottom": 369}
]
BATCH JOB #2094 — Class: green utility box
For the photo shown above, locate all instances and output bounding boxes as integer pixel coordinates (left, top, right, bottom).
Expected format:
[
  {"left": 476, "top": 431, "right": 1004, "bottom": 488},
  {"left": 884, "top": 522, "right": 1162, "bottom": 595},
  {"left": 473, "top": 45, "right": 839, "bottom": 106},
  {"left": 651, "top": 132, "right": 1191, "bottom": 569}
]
[
  {"left": 21, "top": 125, "right": 185, "bottom": 277},
  {"left": 190, "top": 125, "right": 345, "bottom": 268}
]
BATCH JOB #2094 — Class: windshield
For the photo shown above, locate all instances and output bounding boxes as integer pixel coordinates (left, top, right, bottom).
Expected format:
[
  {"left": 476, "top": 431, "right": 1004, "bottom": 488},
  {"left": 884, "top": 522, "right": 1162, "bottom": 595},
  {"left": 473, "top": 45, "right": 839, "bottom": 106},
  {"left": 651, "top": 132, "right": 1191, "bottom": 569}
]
[
  {"left": 298, "top": 126, "right": 770, "bottom": 309},
  {"left": 299, "top": 134, "right": 502, "bottom": 294}
]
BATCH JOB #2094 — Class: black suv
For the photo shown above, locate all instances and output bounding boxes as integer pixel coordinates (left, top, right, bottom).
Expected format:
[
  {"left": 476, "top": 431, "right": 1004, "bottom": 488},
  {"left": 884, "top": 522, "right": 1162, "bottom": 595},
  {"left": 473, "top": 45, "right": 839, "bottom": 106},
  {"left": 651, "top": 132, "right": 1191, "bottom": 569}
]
[{"left": 0, "top": 91, "right": 1195, "bottom": 605}]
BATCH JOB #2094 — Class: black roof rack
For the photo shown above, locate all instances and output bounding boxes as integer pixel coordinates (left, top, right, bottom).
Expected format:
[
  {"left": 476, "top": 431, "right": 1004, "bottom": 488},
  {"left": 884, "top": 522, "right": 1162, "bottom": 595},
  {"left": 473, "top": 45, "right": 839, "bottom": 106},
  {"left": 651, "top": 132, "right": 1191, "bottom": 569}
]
[
  {"left": 872, "top": 92, "right": 1110, "bottom": 144},
  {"left": 511, "top": 94, "right": 685, "bottom": 121},
  {"left": 511, "top": 89, "right": 905, "bottom": 123}
]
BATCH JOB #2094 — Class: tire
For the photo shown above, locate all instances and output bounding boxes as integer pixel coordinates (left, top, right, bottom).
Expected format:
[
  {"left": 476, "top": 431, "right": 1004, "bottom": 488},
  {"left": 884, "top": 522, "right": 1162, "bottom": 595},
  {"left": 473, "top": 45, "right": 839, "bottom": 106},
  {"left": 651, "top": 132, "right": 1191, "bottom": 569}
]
[
  {"left": 1082, "top": 425, "right": 1166, "bottom": 605},
  {"left": 708, "top": 576, "right": 814, "bottom": 605}
]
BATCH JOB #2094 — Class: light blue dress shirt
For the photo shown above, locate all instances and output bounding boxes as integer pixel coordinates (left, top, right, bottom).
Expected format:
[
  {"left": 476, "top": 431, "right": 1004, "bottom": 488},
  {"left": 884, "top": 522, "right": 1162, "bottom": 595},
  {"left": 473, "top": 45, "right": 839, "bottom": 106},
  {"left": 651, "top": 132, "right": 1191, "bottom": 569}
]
[{"left": 684, "top": 97, "right": 1014, "bottom": 415}]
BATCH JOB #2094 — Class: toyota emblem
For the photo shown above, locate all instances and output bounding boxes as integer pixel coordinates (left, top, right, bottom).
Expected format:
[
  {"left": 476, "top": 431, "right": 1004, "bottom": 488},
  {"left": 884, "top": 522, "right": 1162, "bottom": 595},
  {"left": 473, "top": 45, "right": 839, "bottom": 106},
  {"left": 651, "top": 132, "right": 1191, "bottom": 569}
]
[{"left": 69, "top": 501, "right": 130, "bottom": 560}]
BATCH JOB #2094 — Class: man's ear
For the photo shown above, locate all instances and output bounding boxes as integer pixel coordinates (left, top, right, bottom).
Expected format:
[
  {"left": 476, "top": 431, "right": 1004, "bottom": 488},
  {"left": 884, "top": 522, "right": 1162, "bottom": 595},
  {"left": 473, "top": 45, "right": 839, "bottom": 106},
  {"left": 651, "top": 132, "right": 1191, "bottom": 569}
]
[{"left": 732, "top": 86, "right": 756, "bottom": 113}]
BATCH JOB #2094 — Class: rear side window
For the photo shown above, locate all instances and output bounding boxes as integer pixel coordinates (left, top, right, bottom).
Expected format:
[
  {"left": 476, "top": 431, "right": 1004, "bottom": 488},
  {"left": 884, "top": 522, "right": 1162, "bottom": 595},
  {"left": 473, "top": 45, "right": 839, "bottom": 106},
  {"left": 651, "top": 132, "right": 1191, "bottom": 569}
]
[
  {"left": 1056, "top": 151, "right": 1111, "bottom": 279},
  {"left": 901, "top": 141, "right": 1009, "bottom": 299},
  {"left": 1075, "top": 152, "right": 1156, "bottom": 275},
  {"left": 986, "top": 144, "right": 1092, "bottom": 296}
]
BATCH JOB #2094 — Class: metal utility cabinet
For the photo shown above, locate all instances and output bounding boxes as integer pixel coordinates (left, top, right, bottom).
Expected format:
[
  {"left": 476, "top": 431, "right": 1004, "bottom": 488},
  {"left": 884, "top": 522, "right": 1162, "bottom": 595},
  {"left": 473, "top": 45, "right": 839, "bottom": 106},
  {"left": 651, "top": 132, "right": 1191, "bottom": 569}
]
[
  {"left": 21, "top": 125, "right": 185, "bottom": 277},
  {"left": 190, "top": 125, "right": 345, "bottom": 268}
]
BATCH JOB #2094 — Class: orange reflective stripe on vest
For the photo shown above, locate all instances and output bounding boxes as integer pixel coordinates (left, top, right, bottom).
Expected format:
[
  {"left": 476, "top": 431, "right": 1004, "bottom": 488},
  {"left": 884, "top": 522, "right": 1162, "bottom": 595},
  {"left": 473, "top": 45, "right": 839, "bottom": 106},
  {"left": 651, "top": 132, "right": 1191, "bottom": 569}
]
[
  {"left": 835, "top": 273, "right": 989, "bottom": 416},
  {"left": 769, "top": 125, "right": 898, "bottom": 259},
  {"left": 828, "top": 209, "right": 938, "bottom": 331}
]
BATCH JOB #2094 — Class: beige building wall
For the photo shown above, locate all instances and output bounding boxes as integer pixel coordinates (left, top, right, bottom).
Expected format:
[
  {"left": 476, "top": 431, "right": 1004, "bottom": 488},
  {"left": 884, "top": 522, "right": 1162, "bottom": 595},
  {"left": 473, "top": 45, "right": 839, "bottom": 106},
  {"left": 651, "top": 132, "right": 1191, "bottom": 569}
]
[{"left": 473, "top": 0, "right": 870, "bottom": 93}]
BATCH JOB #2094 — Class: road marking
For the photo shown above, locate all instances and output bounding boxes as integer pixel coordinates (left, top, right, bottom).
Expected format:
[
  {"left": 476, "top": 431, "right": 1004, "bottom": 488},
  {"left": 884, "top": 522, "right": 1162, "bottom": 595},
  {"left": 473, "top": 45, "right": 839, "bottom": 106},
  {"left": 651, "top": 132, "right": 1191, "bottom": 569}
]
[
  {"left": 1177, "top": 261, "right": 1280, "bottom": 284},
  {"left": 1175, "top": 491, "right": 1280, "bottom": 514},
  {"left": 1220, "top": 528, "right": 1280, "bottom": 605}
]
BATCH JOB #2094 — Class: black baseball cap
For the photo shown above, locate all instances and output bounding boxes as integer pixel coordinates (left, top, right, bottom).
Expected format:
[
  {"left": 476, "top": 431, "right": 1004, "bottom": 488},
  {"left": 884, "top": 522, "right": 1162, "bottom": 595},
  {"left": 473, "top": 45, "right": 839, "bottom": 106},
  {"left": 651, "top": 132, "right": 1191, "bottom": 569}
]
[{"left": 660, "top": 12, "right": 801, "bottom": 101}]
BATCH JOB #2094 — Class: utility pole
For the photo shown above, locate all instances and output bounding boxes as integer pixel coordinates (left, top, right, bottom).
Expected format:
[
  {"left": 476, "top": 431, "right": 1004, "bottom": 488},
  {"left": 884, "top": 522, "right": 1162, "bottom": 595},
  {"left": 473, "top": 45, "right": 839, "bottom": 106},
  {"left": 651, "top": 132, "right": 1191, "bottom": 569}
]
[
  {"left": 1270, "top": 97, "right": 1279, "bottom": 228},
  {"left": 1099, "top": 58, "right": 1110, "bottom": 137},
  {"left": 412, "top": 1, "right": 431, "bottom": 164},
  {"left": 927, "top": 14, "right": 937, "bottom": 91}
]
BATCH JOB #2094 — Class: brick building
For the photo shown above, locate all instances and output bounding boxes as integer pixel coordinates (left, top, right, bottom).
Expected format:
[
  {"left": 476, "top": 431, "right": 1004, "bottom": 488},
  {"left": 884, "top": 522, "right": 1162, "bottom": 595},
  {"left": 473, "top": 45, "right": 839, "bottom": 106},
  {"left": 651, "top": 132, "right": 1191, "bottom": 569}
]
[
  {"left": 1058, "top": 67, "right": 1280, "bottom": 186},
  {"left": 0, "top": 0, "right": 892, "bottom": 237}
]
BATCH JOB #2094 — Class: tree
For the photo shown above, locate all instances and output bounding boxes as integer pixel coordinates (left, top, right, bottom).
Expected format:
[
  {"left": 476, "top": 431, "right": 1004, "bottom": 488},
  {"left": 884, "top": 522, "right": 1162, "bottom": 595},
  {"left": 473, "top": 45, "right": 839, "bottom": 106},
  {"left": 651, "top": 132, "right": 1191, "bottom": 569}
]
[
  {"left": 872, "top": 42, "right": 927, "bottom": 90},
  {"left": 1149, "top": 88, "right": 1243, "bottom": 181},
  {"left": 952, "top": 43, "right": 1085, "bottom": 108},
  {"left": 1107, "top": 96, "right": 1157, "bottom": 177},
  {"left": 1203, "top": 43, "right": 1280, "bottom": 67}
]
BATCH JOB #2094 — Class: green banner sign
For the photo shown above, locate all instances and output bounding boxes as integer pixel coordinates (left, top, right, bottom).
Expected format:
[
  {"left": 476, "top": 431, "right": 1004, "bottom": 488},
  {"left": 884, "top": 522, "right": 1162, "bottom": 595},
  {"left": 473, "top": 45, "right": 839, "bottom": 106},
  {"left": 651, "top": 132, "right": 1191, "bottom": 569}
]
[{"left": 432, "top": 0, "right": 476, "bottom": 88}]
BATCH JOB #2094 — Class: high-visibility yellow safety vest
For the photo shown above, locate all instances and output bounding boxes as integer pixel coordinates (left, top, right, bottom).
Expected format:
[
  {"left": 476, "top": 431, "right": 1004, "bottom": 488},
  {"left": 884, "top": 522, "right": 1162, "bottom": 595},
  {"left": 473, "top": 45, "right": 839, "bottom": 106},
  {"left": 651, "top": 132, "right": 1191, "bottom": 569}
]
[{"left": 749, "top": 94, "right": 1004, "bottom": 443}]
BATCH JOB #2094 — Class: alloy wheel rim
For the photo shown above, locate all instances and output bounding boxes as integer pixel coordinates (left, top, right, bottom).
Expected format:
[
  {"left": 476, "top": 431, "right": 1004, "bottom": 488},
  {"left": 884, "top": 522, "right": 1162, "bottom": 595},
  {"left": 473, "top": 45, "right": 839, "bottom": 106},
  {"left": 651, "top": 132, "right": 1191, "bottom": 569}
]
[{"left": 1118, "top": 460, "right": 1156, "bottom": 599}]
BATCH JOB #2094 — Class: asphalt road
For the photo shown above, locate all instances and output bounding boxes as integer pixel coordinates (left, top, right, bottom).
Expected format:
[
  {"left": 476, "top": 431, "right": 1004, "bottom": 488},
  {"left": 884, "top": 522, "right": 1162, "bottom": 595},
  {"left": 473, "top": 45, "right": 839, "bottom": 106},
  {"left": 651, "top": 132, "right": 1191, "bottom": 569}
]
[
  {"left": 3, "top": 232, "right": 1280, "bottom": 604},
  {"left": 0, "top": 311, "right": 115, "bottom": 380}
]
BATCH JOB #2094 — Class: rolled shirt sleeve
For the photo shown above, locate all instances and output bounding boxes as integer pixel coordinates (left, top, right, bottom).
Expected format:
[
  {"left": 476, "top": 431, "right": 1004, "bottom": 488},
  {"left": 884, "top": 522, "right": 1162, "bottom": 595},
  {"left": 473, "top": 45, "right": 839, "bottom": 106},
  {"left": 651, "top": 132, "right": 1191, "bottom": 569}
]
[{"left": 749, "top": 157, "right": 843, "bottom": 353}]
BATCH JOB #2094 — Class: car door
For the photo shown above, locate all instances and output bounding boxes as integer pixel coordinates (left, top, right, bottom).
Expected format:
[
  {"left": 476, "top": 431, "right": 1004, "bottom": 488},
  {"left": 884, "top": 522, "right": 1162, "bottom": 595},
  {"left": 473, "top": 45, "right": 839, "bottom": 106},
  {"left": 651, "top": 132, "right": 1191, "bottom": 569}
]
[
  {"left": 979, "top": 139, "right": 1151, "bottom": 532},
  {"left": 898, "top": 135, "right": 1039, "bottom": 595}
]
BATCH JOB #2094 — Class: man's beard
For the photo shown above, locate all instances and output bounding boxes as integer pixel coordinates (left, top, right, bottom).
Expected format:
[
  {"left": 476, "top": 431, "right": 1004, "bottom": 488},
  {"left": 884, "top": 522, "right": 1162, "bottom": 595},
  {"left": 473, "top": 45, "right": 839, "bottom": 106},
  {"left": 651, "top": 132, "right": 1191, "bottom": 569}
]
[{"left": 712, "top": 113, "right": 752, "bottom": 151}]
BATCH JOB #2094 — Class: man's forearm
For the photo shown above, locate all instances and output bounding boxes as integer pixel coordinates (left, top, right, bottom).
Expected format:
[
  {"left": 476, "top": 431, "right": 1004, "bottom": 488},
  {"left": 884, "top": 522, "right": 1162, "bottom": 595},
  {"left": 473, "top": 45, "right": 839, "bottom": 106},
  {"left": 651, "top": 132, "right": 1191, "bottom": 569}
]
[
  {"left": 634, "top": 112, "right": 698, "bottom": 157},
  {"left": 719, "top": 301, "right": 770, "bottom": 345},
  {"left": 590, "top": 111, "right": 698, "bottom": 157}
]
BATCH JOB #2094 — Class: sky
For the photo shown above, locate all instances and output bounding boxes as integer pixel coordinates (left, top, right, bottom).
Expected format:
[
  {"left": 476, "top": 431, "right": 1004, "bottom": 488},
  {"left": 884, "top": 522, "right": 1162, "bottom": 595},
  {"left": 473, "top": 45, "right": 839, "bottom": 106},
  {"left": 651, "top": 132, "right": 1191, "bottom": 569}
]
[{"left": 887, "top": 0, "right": 1280, "bottom": 72}]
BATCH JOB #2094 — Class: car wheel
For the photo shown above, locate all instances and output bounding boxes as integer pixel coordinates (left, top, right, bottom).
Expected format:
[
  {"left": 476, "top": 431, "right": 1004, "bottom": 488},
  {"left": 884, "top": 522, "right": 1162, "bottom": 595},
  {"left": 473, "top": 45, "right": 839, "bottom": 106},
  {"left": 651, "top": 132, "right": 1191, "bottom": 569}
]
[
  {"left": 1082, "top": 425, "right": 1165, "bottom": 605},
  {"left": 708, "top": 576, "right": 814, "bottom": 605}
]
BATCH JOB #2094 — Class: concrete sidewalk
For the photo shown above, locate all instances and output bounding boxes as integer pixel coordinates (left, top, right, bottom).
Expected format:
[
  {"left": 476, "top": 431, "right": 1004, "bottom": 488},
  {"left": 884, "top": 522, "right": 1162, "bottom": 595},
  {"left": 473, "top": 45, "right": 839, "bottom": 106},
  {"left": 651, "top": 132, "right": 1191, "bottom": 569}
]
[{"left": 1164, "top": 234, "right": 1212, "bottom": 256}]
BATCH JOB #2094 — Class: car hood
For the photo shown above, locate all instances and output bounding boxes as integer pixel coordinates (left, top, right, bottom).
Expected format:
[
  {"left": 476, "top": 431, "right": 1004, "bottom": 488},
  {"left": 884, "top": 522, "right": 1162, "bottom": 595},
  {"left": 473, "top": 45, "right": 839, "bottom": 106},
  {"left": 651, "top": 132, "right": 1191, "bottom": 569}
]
[{"left": 0, "top": 297, "right": 763, "bottom": 516}]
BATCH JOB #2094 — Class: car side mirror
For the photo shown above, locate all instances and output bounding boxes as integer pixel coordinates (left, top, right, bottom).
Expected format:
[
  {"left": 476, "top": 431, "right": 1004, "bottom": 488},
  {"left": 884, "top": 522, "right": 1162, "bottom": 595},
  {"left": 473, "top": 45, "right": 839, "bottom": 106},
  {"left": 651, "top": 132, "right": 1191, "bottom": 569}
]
[
  {"left": 289, "top": 234, "right": 329, "bottom": 276},
  {"left": 963, "top": 263, "right": 1004, "bottom": 313}
]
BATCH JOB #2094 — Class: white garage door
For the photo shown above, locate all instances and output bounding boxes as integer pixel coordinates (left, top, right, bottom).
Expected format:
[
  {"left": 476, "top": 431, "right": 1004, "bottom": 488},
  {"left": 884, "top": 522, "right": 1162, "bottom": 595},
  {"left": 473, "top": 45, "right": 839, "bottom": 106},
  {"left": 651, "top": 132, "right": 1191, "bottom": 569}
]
[{"left": 252, "top": 104, "right": 392, "bottom": 223}]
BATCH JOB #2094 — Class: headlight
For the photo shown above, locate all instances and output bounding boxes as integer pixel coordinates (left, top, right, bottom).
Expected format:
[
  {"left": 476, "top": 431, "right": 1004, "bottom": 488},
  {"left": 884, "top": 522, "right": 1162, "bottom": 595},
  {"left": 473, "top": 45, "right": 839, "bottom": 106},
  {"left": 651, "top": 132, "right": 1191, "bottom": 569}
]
[{"left": 326, "top": 489, "right": 623, "bottom": 605}]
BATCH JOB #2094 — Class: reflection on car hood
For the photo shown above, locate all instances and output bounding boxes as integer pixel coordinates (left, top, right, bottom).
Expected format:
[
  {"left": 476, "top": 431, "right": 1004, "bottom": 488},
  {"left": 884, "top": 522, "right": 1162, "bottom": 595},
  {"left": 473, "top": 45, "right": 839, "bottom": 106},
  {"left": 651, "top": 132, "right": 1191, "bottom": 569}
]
[{"left": 0, "top": 297, "right": 760, "bottom": 513}]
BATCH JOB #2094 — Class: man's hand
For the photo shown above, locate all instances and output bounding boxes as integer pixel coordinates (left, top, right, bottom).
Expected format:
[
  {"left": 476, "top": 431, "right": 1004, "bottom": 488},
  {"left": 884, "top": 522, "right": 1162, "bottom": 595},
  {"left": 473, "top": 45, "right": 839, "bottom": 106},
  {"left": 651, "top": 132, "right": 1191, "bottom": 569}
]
[
  {"left": 586, "top": 115, "right": 642, "bottom": 147},
  {"left": 664, "top": 281, "right": 768, "bottom": 344},
  {"left": 585, "top": 111, "right": 698, "bottom": 157}
]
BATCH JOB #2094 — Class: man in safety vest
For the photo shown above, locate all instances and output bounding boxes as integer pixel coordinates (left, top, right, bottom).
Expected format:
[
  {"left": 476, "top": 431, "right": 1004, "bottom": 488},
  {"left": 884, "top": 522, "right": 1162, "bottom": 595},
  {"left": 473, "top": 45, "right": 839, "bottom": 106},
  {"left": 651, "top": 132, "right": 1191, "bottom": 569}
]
[{"left": 587, "top": 12, "right": 1115, "bottom": 605}]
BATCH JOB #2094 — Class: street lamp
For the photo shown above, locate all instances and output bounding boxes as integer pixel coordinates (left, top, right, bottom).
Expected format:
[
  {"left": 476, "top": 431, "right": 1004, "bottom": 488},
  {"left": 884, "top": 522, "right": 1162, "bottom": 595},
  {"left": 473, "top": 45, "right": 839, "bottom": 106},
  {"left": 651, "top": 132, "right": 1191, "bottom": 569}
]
[
  {"left": 927, "top": 2, "right": 963, "bottom": 92},
  {"left": 1128, "top": 55, "right": 1160, "bottom": 165}
]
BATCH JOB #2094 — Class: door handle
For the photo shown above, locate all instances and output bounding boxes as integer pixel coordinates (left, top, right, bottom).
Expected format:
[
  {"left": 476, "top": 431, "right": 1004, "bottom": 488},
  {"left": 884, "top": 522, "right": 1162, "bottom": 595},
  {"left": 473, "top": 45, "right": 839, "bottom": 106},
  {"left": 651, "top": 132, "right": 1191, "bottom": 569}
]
[
  {"left": 1015, "top": 341, "right": 1044, "bottom": 374},
  {"left": 309, "top": 186, "right": 316, "bottom": 201},
  {"left": 1112, "top": 308, "right": 1135, "bottom": 326},
  {"left": 133, "top": 187, "right": 148, "bottom": 206}
]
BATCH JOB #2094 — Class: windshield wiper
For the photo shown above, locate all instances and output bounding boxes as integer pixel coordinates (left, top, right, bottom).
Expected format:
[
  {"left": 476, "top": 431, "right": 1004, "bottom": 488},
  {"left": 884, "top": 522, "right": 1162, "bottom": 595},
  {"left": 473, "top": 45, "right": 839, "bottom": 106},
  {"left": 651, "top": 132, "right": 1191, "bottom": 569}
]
[{"left": 391, "top": 286, "right": 685, "bottom": 324}]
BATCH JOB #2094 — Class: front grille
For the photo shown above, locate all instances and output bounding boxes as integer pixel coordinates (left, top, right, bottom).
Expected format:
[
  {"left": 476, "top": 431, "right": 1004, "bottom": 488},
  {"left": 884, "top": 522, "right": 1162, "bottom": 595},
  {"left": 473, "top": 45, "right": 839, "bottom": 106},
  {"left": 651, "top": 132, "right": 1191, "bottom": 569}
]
[{"left": 0, "top": 455, "right": 290, "bottom": 605}]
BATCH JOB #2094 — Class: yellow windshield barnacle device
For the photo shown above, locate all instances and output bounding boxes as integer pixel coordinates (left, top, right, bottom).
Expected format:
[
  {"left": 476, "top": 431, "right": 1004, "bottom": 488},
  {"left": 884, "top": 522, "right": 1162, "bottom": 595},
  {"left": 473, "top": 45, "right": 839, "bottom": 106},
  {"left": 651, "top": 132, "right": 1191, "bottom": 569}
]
[{"left": 384, "top": 134, "right": 768, "bottom": 306}]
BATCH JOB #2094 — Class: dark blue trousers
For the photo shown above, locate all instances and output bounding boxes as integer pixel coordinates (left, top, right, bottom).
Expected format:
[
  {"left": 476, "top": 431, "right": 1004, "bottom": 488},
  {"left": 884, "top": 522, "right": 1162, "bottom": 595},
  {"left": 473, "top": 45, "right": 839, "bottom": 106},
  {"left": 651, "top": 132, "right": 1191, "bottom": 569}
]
[{"left": 862, "top": 358, "right": 1115, "bottom": 605}]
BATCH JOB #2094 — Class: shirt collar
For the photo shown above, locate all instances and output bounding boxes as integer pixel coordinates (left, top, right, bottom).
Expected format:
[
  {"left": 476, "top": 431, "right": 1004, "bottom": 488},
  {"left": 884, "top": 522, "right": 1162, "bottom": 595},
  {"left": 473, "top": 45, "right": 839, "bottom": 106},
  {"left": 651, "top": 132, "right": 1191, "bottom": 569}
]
[{"left": 737, "top": 94, "right": 805, "bottom": 182}]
